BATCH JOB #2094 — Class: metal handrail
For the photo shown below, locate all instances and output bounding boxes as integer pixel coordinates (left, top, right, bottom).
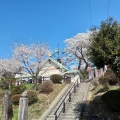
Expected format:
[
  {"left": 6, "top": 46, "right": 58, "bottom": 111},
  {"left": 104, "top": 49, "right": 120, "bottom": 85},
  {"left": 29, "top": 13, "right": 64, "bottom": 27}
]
[{"left": 54, "top": 78, "right": 80, "bottom": 120}]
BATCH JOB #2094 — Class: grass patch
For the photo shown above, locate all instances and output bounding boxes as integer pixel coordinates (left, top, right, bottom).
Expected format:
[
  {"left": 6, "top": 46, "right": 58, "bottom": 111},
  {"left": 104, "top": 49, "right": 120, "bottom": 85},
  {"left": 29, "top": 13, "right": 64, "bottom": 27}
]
[
  {"left": 28, "top": 83, "right": 65, "bottom": 120},
  {"left": 12, "top": 108, "right": 18, "bottom": 120},
  {"left": 25, "top": 84, "right": 33, "bottom": 90}
]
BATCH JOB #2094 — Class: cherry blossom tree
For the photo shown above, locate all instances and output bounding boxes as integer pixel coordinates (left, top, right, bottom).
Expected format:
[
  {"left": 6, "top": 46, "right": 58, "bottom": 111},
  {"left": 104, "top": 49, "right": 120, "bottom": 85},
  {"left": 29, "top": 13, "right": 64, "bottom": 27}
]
[
  {"left": 13, "top": 43, "right": 49, "bottom": 89},
  {"left": 0, "top": 58, "right": 21, "bottom": 89},
  {"left": 64, "top": 31, "right": 92, "bottom": 70}
]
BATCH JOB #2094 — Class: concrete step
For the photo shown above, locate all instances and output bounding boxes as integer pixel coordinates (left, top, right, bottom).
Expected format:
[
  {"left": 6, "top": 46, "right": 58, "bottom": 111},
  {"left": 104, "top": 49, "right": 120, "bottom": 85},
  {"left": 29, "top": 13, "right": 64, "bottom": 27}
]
[
  {"left": 58, "top": 115, "right": 79, "bottom": 119},
  {"left": 45, "top": 117, "right": 56, "bottom": 120},
  {"left": 47, "top": 115, "right": 55, "bottom": 118}
]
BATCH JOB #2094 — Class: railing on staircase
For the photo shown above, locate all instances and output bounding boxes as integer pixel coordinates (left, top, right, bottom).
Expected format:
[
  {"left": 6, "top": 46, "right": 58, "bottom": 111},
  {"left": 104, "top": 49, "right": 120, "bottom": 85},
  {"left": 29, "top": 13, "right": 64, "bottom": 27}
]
[{"left": 54, "top": 78, "right": 80, "bottom": 120}]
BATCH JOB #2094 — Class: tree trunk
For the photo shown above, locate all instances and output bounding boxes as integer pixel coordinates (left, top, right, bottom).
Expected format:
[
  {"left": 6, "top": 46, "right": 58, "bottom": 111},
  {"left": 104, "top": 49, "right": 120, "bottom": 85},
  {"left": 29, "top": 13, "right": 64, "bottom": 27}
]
[
  {"left": 85, "top": 63, "right": 88, "bottom": 71},
  {"left": 32, "top": 76, "right": 38, "bottom": 90},
  {"left": 78, "top": 59, "right": 81, "bottom": 70}
]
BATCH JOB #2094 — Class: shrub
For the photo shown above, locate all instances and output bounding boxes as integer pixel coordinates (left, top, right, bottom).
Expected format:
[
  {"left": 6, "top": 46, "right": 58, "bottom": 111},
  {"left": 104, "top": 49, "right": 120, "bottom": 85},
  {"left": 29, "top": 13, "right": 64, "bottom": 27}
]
[
  {"left": 12, "top": 90, "right": 38, "bottom": 105},
  {"left": 101, "top": 90, "right": 120, "bottom": 111},
  {"left": 27, "top": 90, "right": 38, "bottom": 105},
  {"left": 98, "top": 76, "right": 109, "bottom": 91},
  {"left": 99, "top": 75, "right": 108, "bottom": 86},
  {"left": 12, "top": 94, "right": 21, "bottom": 105},
  {"left": 50, "top": 74, "right": 63, "bottom": 83},
  {"left": 40, "top": 81, "right": 53, "bottom": 94},
  {"left": 104, "top": 68, "right": 118, "bottom": 85},
  {"left": 99, "top": 68, "right": 118, "bottom": 86},
  {"left": 92, "top": 78, "right": 99, "bottom": 86},
  {"left": 11, "top": 85, "right": 26, "bottom": 95},
  {"left": 0, "top": 77, "right": 9, "bottom": 89}
]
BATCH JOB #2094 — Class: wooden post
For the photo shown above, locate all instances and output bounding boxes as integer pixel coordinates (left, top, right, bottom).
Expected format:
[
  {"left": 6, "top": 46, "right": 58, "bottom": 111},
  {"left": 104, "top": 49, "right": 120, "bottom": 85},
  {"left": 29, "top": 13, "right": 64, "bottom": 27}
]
[
  {"left": 2, "top": 90, "right": 13, "bottom": 120},
  {"left": 18, "top": 90, "right": 28, "bottom": 120}
]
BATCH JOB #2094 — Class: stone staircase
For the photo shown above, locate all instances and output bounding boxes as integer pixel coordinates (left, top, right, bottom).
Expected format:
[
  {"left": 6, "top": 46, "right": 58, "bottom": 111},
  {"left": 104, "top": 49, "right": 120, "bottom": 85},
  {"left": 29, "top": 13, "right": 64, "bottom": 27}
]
[
  {"left": 44, "top": 82, "right": 90, "bottom": 120},
  {"left": 57, "top": 82, "right": 90, "bottom": 120}
]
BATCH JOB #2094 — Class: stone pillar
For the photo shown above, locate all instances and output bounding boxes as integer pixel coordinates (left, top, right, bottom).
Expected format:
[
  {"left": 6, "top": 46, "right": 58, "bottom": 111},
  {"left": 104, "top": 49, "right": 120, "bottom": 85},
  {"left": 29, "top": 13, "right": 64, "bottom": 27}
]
[
  {"left": 18, "top": 90, "right": 28, "bottom": 120},
  {"left": 2, "top": 90, "right": 13, "bottom": 120}
]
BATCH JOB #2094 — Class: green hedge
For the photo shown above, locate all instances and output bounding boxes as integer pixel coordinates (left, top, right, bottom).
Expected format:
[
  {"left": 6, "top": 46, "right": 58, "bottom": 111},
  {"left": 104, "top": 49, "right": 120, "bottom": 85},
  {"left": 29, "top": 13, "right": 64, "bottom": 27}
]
[
  {"left": 50, "top": 74, "right": 63, "bottom": 83},
  {"left": 11, "top": 85, "right": 27, "bottom": 95}
]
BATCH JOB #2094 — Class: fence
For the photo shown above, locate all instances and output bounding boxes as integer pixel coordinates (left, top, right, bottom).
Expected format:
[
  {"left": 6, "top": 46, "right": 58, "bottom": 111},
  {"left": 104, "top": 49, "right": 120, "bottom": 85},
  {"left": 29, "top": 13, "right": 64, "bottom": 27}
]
[{"left": 54, "top": 78, "right": 79, "bottom": 120}]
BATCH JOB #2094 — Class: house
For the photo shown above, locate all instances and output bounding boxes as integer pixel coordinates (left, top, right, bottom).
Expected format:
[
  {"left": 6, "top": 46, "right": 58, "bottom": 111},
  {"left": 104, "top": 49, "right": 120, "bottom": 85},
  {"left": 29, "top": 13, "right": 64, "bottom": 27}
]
[
  {"left": 38, "top": 57, "right": 68, "bottom": 80},
  {"left": 15, "top": 72, "right": 32, "bottom": 85},
  {"left": 63, "top": 70, "right": 82, "bottom": 83},
  {"left": 15, "top": 57, "right": 82, "bottom": 84}
]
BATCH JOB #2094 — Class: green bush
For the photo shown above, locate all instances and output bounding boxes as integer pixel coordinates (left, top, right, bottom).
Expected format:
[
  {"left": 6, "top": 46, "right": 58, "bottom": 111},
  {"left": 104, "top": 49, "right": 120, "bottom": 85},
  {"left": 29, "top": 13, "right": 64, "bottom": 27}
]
[
  {"left": 11, "top": 85, "right": 27, "bottom": 95},
  {"left": 50, "top": 74, "right": 63, "bottom": 83},
  {"left": 27, "top": 90, "right": 38, "bottom": 105},
  {"left": 40, "top": 81, "right": 53, "bottom": 94},
  {"left": 101, "top": 90, "right": 120, "bottom": 111},
  {"left": 12, "top": 94, "right": 21, "bottom": 105},
  {"left": 12, "top": 90, "right": 38, "bottom": 105}
]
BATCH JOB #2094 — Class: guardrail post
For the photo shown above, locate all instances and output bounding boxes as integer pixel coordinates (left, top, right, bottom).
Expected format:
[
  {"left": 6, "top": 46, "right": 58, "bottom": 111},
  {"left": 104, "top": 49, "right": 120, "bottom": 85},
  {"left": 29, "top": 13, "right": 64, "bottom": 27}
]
[
  {"left": 77, "top": 79, "right": 79, "bottom": 87},
  {"left": 69, "top": 92, "right": 71, "bottom": 102},
  {"left": 63, "top": 101, "right": 65, "bottom": 113},
  {"left": 55, "top": 114, "right": 57, "bottom": 120},
  {"left": 74, "top": 84, "right": 76, "bottom": 93}
]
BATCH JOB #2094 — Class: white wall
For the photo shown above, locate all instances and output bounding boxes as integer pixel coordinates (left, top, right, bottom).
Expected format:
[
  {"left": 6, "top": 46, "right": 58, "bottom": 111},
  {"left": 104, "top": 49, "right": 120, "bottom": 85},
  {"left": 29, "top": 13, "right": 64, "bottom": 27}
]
[
  {"left": 39, "top": 61, "right": 62, "bottom": 77},
  {"left": 65, "top": 74, "right": 80, "bottom": 83}
]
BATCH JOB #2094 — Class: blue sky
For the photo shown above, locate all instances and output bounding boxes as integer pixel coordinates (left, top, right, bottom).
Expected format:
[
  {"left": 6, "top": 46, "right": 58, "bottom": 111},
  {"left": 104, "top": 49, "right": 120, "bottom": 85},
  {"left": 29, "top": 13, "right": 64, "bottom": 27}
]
[{"left": 0, "top": 0, "right": 120, "bottom": 58}]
